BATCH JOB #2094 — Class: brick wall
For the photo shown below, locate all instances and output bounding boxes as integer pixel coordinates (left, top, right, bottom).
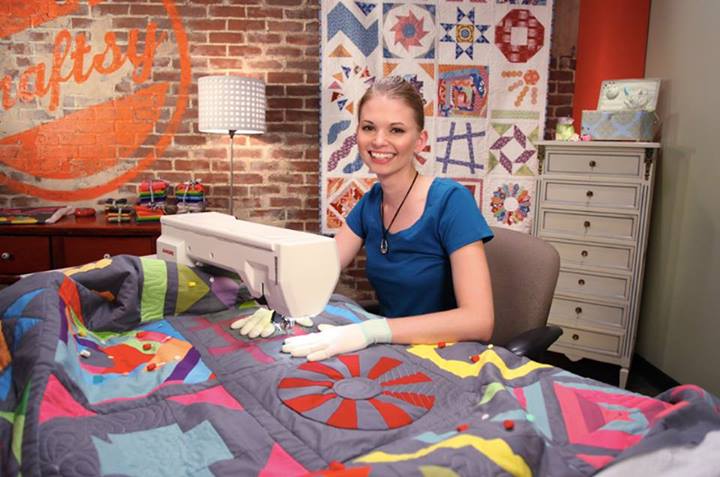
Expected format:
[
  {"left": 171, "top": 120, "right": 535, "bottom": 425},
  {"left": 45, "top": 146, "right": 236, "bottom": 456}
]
[
  {"left": 0, "top": 0, "right": 375, "bottom": 303},
  {"left": 544, "top": 50, "right": 577, "bottom": 140}
]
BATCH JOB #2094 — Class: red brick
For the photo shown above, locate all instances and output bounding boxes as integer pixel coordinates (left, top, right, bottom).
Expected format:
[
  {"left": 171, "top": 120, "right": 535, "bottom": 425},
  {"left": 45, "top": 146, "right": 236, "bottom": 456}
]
[
  {"left": 209, "top": 32, "right": 246, "bottom": 43},
  {"left": 235, "top": 173, "right": 264, "bottom": 184},
  {"left": 251, "top": 185, "right": 282, "bottom": 195},
  {"left": 174, "top": 136, "right": 207, "bottom": 146},
  {"left": 270, "top": 149, "right": 304, "bottom": 159},
  {"left": 246, "top": 7, "right": 283, "bottom": 18},
  {"left": 175, "top": 159, "right": 209, "bottom": 171},
  {"left": 268, "top": 98, "right": 304, "bottom": 109},
  {"left": 285, "top": 7, "right": 319, "bottom": 19},
  {"left": 267, "top": 21, "right": 304, "bottom": 32},
  {"left": 247, "top": 60, "right": 283, "bottom": 70},
  {"left": 130, "top": 5, "right": 166, "bottom": 15},
  {"left": 209, "top": 6, "right": 248, "bottom": 17},
  {"left": 227, "top": 19, "right": 266, "bottom": 31},
  {"left": 209, "top": 58, "right": 244, "bottom": 69},
  {"left": 229, "top": 45, "right": 263, "bottom": 56},
  {"left": 270, "top": 197, "right": 302, "bottom": 207},
  {"left": 267, "top": 124, "right": 304, "bottom": 134},
  {"left": 286, "top": 34, "right": 318, "bottom": 46},
  {"left": 96, "top": 4, "right": 130, "bottom": 15},
  {"left": 267, "top": 47, "right": 304, "bottom": 57},
  {"left": 286, "top": 85, "right": 317, "bottom": 96},
  {"left": 189, "top": 19, "right": 227, "bottom": 31},
  {"left": 550, "top": 70, "right": 573, "bottom": 82},
  {"left": 287, "top": 161, "right": 317, "bottom": 172},
  {"left": 176, "top": 6, "right": 207, "bottom": 17},
  {"left": 557, "top": 82, "right": 575, "bottom": 94},
  {"left": 191, "top": 44, "right": 227, "bottom": 56},
  {"left": 246, "top": 33, "right": 282, "bottom": 44}
]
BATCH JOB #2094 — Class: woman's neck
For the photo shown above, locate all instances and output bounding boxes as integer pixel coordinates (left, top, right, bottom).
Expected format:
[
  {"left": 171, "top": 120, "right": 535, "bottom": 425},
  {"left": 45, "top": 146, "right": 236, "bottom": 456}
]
[{"left": 379, "top": 169, "right": 418, "bottom": 208}]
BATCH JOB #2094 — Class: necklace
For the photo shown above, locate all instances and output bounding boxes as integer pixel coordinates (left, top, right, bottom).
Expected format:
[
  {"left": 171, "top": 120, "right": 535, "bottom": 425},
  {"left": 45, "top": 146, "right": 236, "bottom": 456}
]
[{"left": 380, "top": 170, "right": 419, "bottom": 255}]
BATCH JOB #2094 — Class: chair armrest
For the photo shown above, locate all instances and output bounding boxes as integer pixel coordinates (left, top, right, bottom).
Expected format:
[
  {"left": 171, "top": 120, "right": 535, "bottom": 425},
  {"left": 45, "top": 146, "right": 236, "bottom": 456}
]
[{"left": 505, "top": 325, "right": 563, "bottom": 360}]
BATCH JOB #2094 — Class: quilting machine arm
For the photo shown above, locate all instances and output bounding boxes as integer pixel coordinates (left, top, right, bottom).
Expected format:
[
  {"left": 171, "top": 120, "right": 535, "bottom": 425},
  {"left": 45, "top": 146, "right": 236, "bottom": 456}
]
[{"left": 156, "top": 212, "right": 340, "bottom": 321}]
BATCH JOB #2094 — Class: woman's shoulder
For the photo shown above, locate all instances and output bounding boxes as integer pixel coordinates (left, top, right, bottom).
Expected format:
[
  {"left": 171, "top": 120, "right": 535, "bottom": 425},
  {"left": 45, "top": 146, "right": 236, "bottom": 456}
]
[{"left": 429, "top": 177, "right": 470, "bottom": 199}]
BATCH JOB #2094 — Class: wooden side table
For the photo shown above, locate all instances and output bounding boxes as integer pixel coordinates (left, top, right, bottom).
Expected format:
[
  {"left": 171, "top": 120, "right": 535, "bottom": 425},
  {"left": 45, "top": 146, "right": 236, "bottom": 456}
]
[{"left": 0, "top": 215, "right": 161, "bottom": 284}]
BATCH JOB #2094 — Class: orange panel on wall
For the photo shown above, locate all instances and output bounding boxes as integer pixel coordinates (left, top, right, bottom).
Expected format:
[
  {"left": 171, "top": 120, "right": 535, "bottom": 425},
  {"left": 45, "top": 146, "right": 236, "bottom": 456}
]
[{"left": 573, "top": 0, "right": 651, "bottom": 128}]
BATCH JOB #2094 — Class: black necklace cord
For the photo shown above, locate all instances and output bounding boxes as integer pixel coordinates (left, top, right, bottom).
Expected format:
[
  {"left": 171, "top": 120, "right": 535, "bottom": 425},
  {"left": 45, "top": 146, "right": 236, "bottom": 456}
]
[{"left": 380, "top": 170, "right": 419, "bottom": 255}]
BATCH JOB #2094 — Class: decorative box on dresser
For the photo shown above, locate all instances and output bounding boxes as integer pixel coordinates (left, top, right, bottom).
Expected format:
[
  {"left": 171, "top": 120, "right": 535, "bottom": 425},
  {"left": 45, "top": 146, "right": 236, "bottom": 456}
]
[
  {"left": 0, "top": 215, "right": 161, "bottom": 284},
  {"left": 535, "top": 141, "right": 660, "bottom": 388}
]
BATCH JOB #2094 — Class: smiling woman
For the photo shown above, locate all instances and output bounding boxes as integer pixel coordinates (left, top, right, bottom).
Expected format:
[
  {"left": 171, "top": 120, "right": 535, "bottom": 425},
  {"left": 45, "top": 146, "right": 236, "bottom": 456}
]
[{"left": 278, "top": 76, "right": 495, "bottom": 362}]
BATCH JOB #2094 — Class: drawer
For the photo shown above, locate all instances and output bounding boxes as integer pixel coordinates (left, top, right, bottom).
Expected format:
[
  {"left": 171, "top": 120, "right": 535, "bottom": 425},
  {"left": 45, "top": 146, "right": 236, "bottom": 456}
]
[
  {"left": 538, "top": 209, "right": 638, "bottom": 242},
  {"left": 544, "top": 151, "right": 643, "bottom": 177},
  {"left": 56, "top": 236, "right": 156, "bottom": 267},
  {"left": 0, "top": 236, "right": 51, "bottom": 274},
  {"left": 552, "top": 324, "right": 622, "bottom": 356},
  {"left": 549, "top": 297, "right": 626, "bottom": 328},
  {"left": 557, "top": 269, "right": 631, "bottom": 302},
  {"left": 546, "top": 239, "right": 634, "bottom": 272},
  {"left": 541, "top": 180, "right": 641, "bottom": 210}
]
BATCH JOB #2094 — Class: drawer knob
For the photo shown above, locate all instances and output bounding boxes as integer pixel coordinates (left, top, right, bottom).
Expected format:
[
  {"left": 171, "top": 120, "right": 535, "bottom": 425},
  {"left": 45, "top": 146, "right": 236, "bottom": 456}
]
[
  {"left": 578, "top": 279, "right": 586, "bottom": 286},
  {"left": 575, "top": 306, "right": 583, "bottom": 314},
  {"left": 572, "top": 333, "right": 580, "bottom": 341},
  {"left": 589, "top": 160, "right": 597, "bottom": 168},
  {"left": 0, "top": 251, "right": 12, "bottom": 261},
  {"left": 581, "top": 250, "right": 589, "bottom": 257},
  {"left": 583, "top": 220, "right": 591, "bottom": 229},
  {"left": 586, "top": 190, "right": 594, "bottom": 198},
  {"left": 103, "top": 253, "right": 111, "bottom": 259}
]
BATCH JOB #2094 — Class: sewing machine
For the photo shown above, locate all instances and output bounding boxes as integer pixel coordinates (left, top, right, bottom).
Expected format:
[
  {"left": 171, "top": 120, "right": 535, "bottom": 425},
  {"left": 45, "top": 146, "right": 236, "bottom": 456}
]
[{"left": 156, "top": 212, "right": 340, "bottom": 328}]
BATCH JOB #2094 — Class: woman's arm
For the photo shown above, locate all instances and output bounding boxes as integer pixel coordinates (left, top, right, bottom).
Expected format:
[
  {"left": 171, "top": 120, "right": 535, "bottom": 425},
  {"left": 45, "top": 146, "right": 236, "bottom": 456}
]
[
  {"left": 334, "top": 222, "right": 364, "bottom": 270},
  {"left": 282, "top": 239, "right": 494, "bottom": 361},
  {"left": 387, "top": 240, "right": 494, "bottom": 343}
]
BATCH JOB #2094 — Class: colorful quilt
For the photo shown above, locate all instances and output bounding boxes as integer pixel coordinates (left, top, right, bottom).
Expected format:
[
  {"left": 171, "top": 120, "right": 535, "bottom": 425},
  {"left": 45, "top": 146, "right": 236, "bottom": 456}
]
[
  {"left": 1, "top": 256, "right": 719, "bottom": 476},
  {"left": 321, "top": 0, "right": 552, "bottom": 234}
]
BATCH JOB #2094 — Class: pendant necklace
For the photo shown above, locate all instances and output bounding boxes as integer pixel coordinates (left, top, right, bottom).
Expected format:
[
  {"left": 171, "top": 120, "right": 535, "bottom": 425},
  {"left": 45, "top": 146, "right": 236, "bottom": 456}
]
[{"left": 380, "top": 170, "right": 419, "bottom": 255}]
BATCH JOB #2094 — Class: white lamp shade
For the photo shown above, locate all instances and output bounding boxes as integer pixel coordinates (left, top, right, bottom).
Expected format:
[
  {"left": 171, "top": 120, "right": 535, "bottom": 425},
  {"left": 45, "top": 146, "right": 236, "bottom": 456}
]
[{"left": 198, "top": 76, "right": 266, "bottom": 134}]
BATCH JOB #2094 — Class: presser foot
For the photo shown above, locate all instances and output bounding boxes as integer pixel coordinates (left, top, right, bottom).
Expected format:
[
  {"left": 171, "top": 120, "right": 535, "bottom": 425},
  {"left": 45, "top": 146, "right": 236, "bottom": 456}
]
[{"left": 271, "top": 311, "right": 295, "bottom": 333}]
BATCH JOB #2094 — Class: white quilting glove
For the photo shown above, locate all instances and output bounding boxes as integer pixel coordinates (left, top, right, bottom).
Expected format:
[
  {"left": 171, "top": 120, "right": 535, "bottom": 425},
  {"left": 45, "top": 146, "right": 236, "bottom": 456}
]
[
  {"left": 231, "top": 308, "right": 276, "bottom": 338},
  {"left": 230, "top": 308, "right": 315, "bottom": 339},
  {"left": 281, "top": 319, "right": 392, "bottom": 361}
]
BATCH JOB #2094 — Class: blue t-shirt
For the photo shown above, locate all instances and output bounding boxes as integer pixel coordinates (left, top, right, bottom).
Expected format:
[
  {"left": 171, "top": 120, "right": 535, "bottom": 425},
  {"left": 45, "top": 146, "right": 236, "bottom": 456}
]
[{"left": 346, "top": 178, "right": 493, "bottom": 317}]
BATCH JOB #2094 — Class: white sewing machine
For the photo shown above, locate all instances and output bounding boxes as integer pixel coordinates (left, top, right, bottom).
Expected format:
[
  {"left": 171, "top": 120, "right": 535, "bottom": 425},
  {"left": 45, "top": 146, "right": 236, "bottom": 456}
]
[{"left": 156, "top": 212, "right": 340, "bottom": 324}]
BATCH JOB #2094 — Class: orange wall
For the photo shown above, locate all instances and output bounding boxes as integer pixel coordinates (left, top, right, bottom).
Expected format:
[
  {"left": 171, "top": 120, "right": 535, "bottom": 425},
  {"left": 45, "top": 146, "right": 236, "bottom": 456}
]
[{"left": 573, "top": 0, "right": 651, "bottom": 127}]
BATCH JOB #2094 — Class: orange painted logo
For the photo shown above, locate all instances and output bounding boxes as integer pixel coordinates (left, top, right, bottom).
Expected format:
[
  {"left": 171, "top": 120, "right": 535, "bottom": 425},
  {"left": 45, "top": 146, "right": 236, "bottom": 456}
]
[{"left": 0, "top": 0, "right": 191, "bottom": 201}]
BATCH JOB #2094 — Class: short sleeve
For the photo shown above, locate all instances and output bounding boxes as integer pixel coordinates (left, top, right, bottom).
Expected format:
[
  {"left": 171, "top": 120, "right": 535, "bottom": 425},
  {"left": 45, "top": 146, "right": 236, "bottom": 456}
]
[{"left": 438, "top": 184, "right": 493, "bottom": 254}]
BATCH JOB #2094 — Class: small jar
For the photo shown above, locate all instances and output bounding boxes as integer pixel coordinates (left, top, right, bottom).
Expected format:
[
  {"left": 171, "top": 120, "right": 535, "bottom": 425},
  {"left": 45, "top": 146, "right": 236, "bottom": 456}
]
[{"left": 555, "top": 117, "right": 575, "bottom": 141}]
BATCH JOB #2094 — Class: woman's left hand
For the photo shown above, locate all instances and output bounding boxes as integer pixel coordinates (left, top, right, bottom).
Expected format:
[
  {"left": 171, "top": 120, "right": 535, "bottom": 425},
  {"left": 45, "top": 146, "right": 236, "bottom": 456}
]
[{"left": 281, "top": 319, "right": 392, "bottom": 361}]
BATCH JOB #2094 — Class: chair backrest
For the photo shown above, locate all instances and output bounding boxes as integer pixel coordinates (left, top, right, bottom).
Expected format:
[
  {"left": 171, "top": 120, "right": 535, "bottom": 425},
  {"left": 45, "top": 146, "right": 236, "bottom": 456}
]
[{"left": 485, "top": 227, "right": 560, "bottom": 346}]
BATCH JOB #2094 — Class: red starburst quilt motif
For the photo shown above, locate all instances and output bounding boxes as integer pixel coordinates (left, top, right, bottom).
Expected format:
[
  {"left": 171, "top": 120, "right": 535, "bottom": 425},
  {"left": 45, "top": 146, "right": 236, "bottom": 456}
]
[{"left": 278, "top": 354, "right": 435, "bottom": 430}]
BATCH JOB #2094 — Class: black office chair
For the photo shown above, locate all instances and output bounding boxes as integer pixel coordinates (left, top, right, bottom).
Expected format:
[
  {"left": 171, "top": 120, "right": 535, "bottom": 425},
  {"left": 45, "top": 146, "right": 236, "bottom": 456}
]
[{"left": 485, "top": 226, "right": 562, "bottom": 360}]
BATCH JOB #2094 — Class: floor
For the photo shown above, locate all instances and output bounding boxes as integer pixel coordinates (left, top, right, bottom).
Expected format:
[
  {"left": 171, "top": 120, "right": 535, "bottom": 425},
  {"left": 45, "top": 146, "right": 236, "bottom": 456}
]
[{"left": 541, "top": 351, "right": 676, "bottom": 396}]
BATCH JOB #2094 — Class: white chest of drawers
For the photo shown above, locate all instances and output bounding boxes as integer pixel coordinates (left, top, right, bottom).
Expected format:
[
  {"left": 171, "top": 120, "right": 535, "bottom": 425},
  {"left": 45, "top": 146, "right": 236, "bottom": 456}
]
[{"left": 535, "top": 141, "right": 660, "bottom": 388}]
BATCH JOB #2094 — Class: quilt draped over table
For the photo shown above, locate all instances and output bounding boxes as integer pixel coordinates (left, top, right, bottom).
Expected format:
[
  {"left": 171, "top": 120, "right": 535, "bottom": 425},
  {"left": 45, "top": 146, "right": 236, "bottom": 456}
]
[{"left": 1, "top": 256, "right": 719, "bottom": 476}]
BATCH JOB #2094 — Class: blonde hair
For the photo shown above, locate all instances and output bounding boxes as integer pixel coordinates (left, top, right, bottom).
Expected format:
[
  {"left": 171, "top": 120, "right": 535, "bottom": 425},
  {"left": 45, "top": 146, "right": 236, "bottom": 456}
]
[{"left": 357, "top": 76, "right": 425, "bottom": 130}]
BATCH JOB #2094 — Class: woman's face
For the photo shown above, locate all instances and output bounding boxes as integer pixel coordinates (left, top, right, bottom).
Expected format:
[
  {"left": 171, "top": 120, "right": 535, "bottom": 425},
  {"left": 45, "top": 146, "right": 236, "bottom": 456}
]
[{"left": 356, "top": 95, "right": 427, "bottom": 179}]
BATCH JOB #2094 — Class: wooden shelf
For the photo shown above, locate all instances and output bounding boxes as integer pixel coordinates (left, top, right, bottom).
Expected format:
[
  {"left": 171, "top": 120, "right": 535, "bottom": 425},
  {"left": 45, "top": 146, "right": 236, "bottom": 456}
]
[{"left": 0, "top": 214, "right": 161, "bottom": 283}]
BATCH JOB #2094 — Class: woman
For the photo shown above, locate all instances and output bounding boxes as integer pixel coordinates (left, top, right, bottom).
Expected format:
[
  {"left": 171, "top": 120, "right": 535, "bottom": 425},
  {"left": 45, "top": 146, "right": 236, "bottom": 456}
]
[{"left": 281, "top": 76, "right": 495, "bottom": 361}]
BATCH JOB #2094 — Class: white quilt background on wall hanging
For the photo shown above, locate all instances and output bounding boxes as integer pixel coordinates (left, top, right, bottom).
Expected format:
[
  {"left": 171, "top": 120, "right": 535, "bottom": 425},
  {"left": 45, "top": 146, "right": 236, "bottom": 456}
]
[{"left": 321, "top": 0, "right": 553, "bottom": 234}]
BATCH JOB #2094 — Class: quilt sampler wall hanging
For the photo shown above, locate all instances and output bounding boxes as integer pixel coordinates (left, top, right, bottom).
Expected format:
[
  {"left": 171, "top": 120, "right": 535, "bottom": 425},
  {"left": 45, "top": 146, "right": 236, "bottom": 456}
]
[{"left": 320, "top": 0, "right": 553, "bottom": 234}]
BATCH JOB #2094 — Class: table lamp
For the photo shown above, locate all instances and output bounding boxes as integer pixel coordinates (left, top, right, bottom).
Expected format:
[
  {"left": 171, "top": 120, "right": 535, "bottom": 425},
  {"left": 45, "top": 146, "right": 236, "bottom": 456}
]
[{"left": 198, "top": 76, "right": 266, "bottom": 216}]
